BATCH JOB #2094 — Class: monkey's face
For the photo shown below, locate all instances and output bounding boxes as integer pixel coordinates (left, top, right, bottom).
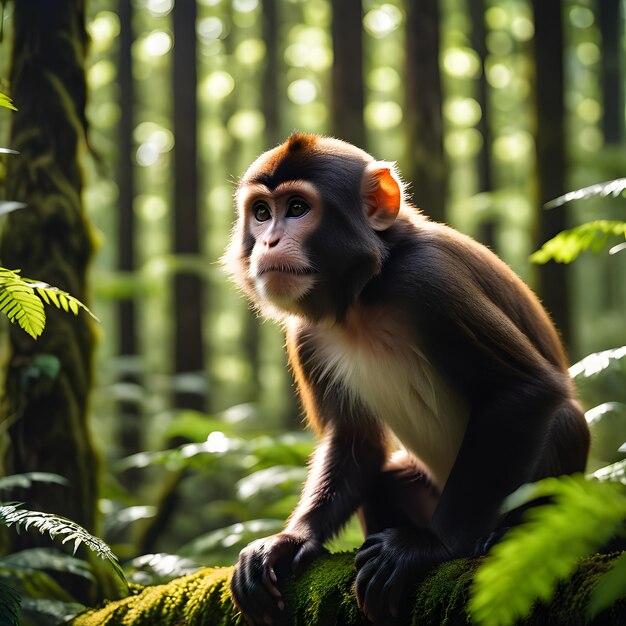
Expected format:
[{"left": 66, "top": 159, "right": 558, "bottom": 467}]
[
  {"left": 236, "top": 179, "right": 322, "bottom": 316},
  {"left": 224, "top": 133, "right": 404, "bottom": 322}
]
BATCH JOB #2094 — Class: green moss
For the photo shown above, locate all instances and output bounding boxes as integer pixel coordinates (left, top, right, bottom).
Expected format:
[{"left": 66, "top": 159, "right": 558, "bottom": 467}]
[{"left": 70, "top": 552, "right": 626, "bottom": 626}]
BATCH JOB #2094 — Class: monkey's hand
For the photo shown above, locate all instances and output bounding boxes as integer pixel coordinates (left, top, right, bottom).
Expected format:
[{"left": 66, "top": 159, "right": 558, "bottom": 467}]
[
  {"left": 230, "top": 532, "right": 326, "bottom": 625},
  {"left": 354, "top": 527, "right": 450, "bottom": 625}
]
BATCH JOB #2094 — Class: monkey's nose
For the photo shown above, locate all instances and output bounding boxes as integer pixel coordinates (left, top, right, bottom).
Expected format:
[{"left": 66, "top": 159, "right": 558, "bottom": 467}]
[{"left": 264, "top": 235, "right": 280, "bottom": 248}]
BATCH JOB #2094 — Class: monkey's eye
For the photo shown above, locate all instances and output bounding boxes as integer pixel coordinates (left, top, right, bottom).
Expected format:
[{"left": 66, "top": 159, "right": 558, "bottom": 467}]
[
  {"left": 253, "top": 203, "right": 271, "bottom": 222},
  {"left": 286, "top": 197, "right": 310, "bottom": 218}
]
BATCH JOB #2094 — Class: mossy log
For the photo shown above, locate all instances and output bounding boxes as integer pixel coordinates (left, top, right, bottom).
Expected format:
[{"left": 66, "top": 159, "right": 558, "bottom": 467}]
[{"left": 71, "top": 551, "right": 626, "bottom": 625}]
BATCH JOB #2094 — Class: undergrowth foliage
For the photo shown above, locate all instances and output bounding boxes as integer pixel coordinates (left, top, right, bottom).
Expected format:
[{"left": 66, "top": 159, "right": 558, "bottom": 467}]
[
  {"left": 0, "top": 504, "right": 127, "bottom": 587},
  {"left": 469, "top": 473, "right": 626, "bottom": 625}
]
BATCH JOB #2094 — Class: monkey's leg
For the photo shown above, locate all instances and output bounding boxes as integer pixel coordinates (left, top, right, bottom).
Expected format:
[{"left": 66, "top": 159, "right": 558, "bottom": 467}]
[{"left": 357, "top": 451, "right": 440, "bottom": 537}]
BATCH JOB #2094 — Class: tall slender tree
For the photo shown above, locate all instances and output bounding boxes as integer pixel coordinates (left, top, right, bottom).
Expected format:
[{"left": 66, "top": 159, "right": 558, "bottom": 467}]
[
  {"left": 531, "top": 0, "right": 570, "bottom": 345},
  {"left": 598, "top": 0, "right": 625, "bottom": 145},
  {"left": 172, "top": 0, "right": 204, "bottom": 411},
  {"left": 117, "top": 0, "right": 143, "bottom": 468},
  {"left": 468, "top": 0, "right": 495, "bottom": 247},
  {"left": 331, "top": 0, "right": 365, "bottom": 147},
  {"left": 0, "top": 0, "right": 98, "bottom": 531},
  {"left": 404, "top": 0, "right": 446, "bottom": 222}
]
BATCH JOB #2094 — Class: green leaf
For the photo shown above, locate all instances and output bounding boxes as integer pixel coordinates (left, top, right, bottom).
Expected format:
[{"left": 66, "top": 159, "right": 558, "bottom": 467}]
[
  {"left": 545, "top": 178, "right": 626, "bottom": 209},
  {"left": 530, "top": 220, "right": 626, "bottom": 264},
  {"left": 0, "top": 505, "right": 128, "bottom": 590},
  {"left": 585, "top": 402, "right": 626, "bottom": 470},
  {"left": 28, "top": 282, "right": 99, "bottom": 322},
  {"left": 0, "top": 548, "right": 94, "bottom": 583},
  {"left": 0, "top": 92, "right": 17, "bottom": 111},
  {"left": 0, "top": 580, "right": 21, "bottom": 626},
  {"left": 0, "top": 269, "right": 46, "bottom": 338},
  {"left": 469, "top": 476, "right": 626, "bottom": 626},
  {"left": 0, "top": 202, "right": 26, "bottom": 217},
  {"left": 0, "top": 473, "right": 68, "bottom": 494},
  {"left": 20, "top": 598, "right": 85, "bottom": 626},
  {"left": 593, "top": 459, "right": 626, "bottom": 484}
]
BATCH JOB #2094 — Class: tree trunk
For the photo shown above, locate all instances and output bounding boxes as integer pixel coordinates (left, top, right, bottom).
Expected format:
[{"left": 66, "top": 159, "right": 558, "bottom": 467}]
[
  {"left": 468, "top": 0, "right": 495, "bottom": 248},
  {"left": 116, "top": 0, "right": 143, "bottom": 471},
  {"left": 598, "top": 0, "right": 625, "bottom": 145},
  {"left": 172, "top": 0, "right": 205, "bottom": 411},
  {"left": 331, "top": 0, "right": 365, "bottom": 147},
  {"left": 0, "top": 0, "right": 98, "bottom": 531},
  {"left": 532, "top": 0, "right": 570, "bottom": 346},
  {"left": 404, "top": 0, "right": 446, "bottom": 223}
]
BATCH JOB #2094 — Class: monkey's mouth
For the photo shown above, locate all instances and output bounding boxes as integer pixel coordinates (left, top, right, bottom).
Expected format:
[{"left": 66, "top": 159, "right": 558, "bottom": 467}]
[
  {"left": 253, "top": 263, "right": 316, "bottom": 306},
  {"left": 256, "top": 265, "right": 315, "bottom": 277}
]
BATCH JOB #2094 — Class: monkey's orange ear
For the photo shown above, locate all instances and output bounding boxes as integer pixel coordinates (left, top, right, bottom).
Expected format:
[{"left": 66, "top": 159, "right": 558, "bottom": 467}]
[{"left": 362, "top": 161, "right": 402, "bottom": 231}]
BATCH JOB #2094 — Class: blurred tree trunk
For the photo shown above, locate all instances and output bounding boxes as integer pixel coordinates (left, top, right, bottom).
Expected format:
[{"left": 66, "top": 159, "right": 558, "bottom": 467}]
[
  {"left": 261, "top": 0, "right": 301, "bottom": 427},
  {"left": 331, "top": 0, "right": 365, "bottom": 147},
  {"left": 0, "top": 0, "right": 98, "bottom": 531},
  {"left": 531, "top": 0, "right": 571, "bottom": 346},
  {"left": 172, "top": 0, "right": 205, "bottom": 411},
  {"left": 468, "top": 0, "right": 495, "bottom": 248},
  {"left": 404, "top": 0, "right": 446, "bottom": 223},
  {"left": 262, "top": 0, "right": 280, "bottom": 147},
  {"left": 598, "top": 0, "right": 625, "bottom": 315},
  {"left": 117, "top": 0, "right": 143, "bottom": 471},
  {"left": 598, "top": 0, "right": 625, "bottom": 145}
]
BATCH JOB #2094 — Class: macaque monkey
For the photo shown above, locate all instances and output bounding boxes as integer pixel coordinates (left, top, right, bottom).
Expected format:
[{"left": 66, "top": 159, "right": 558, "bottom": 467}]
[{"left": 224, "top": 133, "right": 589, "bottom": 625}]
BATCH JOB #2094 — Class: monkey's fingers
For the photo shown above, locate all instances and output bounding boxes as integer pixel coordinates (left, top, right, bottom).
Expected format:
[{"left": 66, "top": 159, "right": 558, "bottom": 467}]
[
  {"left": 231, "top": 556, "right": 280, "bottom": 625},
  {"left": 354, "top": 542, "right": 382, "bottom": 570},
  {"left": 359, "top": 559, "right": 395, "bottom": 624},
  {"left": 354, "top": 559, "right": 375, "bottom": 610}
]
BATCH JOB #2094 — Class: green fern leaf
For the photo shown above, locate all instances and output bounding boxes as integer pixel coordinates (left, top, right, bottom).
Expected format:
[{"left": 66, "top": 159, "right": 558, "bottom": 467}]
[
  {"left": 0, "top": 504, "right": 127, "bottom": 588},
  {"left": 0, "top": 269, "right": 46, "bottom": 338},
  {"left": 530, "top": 220, "right": 626, "bottom": 264},
  {"left": 545, "top": 178, "right": 626, "bottom": 208},
  {"left": 469, "top": 476, "right": 626, "bottom": 626},
  {"left": 27, "top": 281, "right": 99, "bottom": 322},
  {"left": 0, "top": 92, "right": 17, "bottom": 111}
]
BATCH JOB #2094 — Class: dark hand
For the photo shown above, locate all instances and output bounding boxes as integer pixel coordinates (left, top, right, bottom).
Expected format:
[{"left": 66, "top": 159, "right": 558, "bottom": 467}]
[
  {"left": 231, "top": 532, "right": 326, "bottom": 625},
  {"left": 354, "top": 527, "right": 449, "bottom": 625}
]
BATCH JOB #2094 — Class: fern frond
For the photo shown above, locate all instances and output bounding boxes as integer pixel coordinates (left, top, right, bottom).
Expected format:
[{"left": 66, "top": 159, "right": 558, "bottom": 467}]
[
  {"left": 0, "top": 504, "right": 127, "bottom": 587},
  {"left": 0, "top": 269, "right": 46, "bottom": 338},
  {"left": 530, "top": 220, "right": 626, "bottom": 264},
  {"left": 545, "top": 178, "right": 626, "bottom": 208},
  {"left": 27, "top": 281, "right": 99, "bottom": 322},
  {"left": 469, "top": 476, "right": 626, "bottom": 626}
]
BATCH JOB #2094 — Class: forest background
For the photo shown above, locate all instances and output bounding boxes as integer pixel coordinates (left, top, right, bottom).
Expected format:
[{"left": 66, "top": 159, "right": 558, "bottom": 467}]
[{"left": 0, "top": 0, "right": 625, "bottom": 623}]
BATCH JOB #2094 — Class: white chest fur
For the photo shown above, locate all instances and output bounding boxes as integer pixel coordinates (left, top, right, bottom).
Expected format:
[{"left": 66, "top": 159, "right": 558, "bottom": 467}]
[{"left": 302, "top": 309, "right": 469, "bottom": 488}]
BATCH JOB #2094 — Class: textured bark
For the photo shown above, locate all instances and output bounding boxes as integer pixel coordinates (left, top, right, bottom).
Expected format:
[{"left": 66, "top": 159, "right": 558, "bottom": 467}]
[{"left": 0, "top": 0, "right": 98, "bottom": 532}]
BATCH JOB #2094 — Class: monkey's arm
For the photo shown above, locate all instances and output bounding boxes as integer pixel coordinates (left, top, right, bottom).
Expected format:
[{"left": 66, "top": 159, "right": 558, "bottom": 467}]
[{"left": 231, "top": 334, "right": 387, "bottom": 624}]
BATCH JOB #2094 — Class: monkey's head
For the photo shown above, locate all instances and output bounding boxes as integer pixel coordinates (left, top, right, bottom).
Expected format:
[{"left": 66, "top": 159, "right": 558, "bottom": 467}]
[{"left": 224, "top": 133, "right": 405, "bottom": 322}]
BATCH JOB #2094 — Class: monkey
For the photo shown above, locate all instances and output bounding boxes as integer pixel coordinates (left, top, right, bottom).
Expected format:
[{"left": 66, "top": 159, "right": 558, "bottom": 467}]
[{"left": 224, "top": 133, "right": 589, "bottom": 625}]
